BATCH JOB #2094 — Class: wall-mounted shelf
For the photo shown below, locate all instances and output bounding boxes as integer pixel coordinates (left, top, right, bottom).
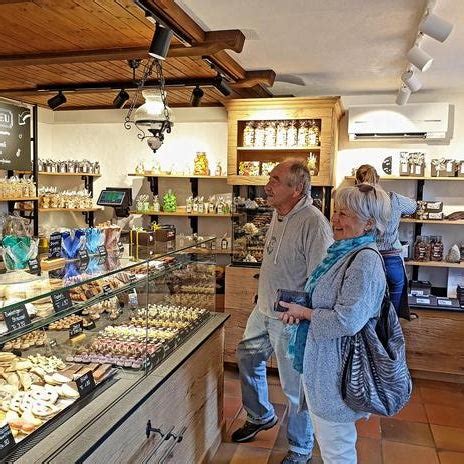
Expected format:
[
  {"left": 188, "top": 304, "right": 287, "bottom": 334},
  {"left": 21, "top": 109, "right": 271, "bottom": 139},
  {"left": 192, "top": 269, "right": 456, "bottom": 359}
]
[
  {"left": 400, "top": 218, "right": 464, "bottom": 225},
  {"left": 236, "top": 146, "right": 321, "bottom": 151},
  {"left": 130, "top": 208, "right": 235, "bottom": 218},
  {"left": 345, "top": 175, "right": 464, "bottom": 181},
  {"left": 227, "top": 174, "right": 330, "bottom": 187},
  {"left": 0, "top": 197, "right": 38, "bottom": 202},
  {"left": 39, "top": 207, "right": 102, "bottom": 212},
  {"left": 128, "top": 173, "right": 227, "bottom": 179},
  {"left": 405, "top": 260, "right": 464, "bottom": 269},
  {"left": 38, "top": 172, "right": 101, "bottom": 177}
]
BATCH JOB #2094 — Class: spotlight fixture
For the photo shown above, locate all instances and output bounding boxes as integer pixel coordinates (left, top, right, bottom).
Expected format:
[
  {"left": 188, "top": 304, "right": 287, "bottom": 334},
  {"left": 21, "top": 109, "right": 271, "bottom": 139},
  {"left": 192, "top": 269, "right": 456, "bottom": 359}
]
[
  {"left": 191, "top": 86, "right": 204, "bottom": 107},
  {"left": 113, "top": 89, "right": 130, "bottom": 108},
  {"left": 215, "top": 77, "right": 231, "bottom": 97},
  {"left": 148, "top": 24, "right": 173, "bottom": 60},
  {"left": 407, "top": 45, "right": 433, "bottom": 72},
  {"left": 420, "top": 13, "right": 453, "bottom": 42},
  {"left": 401, "top": 70, "right": 422, "bottom": 92},
  {"left": 396, "top": 84, "right": 411, "bottom": 106},
  {"left": 47, "top": 91, "right": 66, "bottom": 110}
]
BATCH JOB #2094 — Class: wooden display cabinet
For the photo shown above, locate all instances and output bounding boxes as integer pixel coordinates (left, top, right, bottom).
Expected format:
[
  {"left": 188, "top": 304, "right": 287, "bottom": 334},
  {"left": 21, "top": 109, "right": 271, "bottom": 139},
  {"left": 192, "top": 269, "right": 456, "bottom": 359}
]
[{"left": 225, "top": 97, "right": 343, "bottom": 186}]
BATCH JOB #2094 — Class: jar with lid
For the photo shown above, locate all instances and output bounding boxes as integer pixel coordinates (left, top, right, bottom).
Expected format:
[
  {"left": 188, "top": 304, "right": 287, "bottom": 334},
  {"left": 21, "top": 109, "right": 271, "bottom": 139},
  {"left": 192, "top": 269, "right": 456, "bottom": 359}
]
[
  {"left": 243, "top": 122, "right": 255, "bottom": 147},
  {"left": 286, "top": 120, "right": 298, "bottom": 147},
  {"left": 430, "top": 235, "right": 444, "bottom": 261},
  {"left": 276, "top": 121, "right": 288, "bottom": 147},
  {"left": 308, "top": 120, "right": 320, "bottom": 146},
  {"left": 254, "top": 122, "right": 265, "bottom": 147},
  {"left": 413, "top": 235, "right": 431, "bottom": 261},
  {"left": 264, "top": 121, "right": 277, "bottom": 147},
  {"left": 297, "top": 120, "right": 309, "bottom": 147}
]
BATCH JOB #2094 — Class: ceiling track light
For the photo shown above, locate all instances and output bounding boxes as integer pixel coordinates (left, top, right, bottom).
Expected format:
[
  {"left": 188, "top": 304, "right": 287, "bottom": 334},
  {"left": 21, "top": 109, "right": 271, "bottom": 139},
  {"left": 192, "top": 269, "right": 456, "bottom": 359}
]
[
  {"left": 420, "top": 12, "right": 453, "bottom": 43},
  {"left": 215, "top": 77, "right": 232, "bottom": 97},
  {"left": 149, "top": 23, "right": 173, "bottom": 60},
  {"left": 113, "top": 89, "right": 130, "bottom": 108},
  {"left": 407, "top": 45, "right": 433, "bottom": 72},
  {"left": 191, "top": 86, "right": 204, "bottom": 107},
  {"left": 401, "top": 69, "right": 422, "bottom": 92},
  {"left": 47, "top": 91, "right": 66, "bottom": 110},
  {"left": 396, "top": 85, "right": 411, "bottom": 106}
]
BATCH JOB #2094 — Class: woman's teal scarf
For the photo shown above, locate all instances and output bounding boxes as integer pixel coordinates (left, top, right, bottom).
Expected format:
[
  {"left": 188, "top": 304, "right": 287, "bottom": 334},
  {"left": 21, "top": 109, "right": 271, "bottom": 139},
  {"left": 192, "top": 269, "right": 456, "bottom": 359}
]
[{"left": 288, "top": 233, "right": 375, "bottom": 373}]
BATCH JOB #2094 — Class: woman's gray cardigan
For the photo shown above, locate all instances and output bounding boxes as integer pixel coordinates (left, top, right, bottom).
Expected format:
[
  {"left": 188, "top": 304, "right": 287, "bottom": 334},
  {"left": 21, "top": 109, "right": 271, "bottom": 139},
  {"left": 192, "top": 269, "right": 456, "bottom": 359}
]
[{"left": 302, "top": 243, "right": 386, "bottom": 423}]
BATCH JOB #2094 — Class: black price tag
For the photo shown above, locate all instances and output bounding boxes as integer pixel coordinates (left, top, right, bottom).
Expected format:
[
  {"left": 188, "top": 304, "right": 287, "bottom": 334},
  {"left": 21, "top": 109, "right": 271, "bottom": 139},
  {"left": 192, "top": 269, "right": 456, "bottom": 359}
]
[
  {"left": 0, "top": 424, "right": 15, "bottom": 458},
  {"left": 69, "top": 321, "right": 84, "bottom": 339},
  {"left": 76, "top": 372, "right": 96, "bottom": 397},
  {"left": 28, "top": 258, "right": 40, "bottom": 275},
  {"left": 78, "top": 248, "right": 89, "bottom": 263},
  {"left": 102, "top": 284, "right": 112, "bottom": 295},
  {"left": 97, "top": 245, "right": 107, "bottom": 257},
  {"left": 51, "top": 290, "right": 73, "bottom": 313},
  {"left": 117, "top": 241, "right": 124, "bottom": 253},
  {"left": 49, "top": 339, "right": 58, "bottom": 348},
  {"left": 4, "top": 305, "right": 31, "bottom": 332},
  {"left": 48, "top": 232, "right": 62, "bottom": 259},
  {"left": 128, "top": 274, "right": 137, "bottom": 283}
]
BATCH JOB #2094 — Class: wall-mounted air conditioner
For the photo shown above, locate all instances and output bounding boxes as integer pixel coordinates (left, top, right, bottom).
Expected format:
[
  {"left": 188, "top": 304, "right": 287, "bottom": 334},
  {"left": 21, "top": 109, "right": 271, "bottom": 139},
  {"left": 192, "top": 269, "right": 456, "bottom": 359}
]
[{"left": 348, "top": 103, "right": 450, "bottom": 141}]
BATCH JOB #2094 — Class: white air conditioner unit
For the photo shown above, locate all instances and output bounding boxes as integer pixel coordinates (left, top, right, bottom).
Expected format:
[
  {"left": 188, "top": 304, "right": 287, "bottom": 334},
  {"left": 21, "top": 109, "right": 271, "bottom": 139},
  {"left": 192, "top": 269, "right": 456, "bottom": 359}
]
[{"left": 348, "top": 103, "right": 449, "bottom": 141}]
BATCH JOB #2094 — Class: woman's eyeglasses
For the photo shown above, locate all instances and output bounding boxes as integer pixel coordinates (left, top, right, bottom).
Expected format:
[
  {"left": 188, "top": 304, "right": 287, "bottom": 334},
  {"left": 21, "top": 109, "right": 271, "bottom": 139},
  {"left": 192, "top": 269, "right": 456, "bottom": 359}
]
[{"left": 356, "top": 183, "right": 377, "bottom": 199}]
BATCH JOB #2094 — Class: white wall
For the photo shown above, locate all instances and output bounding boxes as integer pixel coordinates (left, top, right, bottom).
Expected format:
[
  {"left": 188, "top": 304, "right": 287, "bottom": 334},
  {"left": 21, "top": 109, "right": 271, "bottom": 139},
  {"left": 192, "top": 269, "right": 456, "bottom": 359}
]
[
  {"left": 37, "top": 107, "right": 231, "bottom": 242},
  {"left": 338, "top": 92, "right": 464, "bottom": 290}
]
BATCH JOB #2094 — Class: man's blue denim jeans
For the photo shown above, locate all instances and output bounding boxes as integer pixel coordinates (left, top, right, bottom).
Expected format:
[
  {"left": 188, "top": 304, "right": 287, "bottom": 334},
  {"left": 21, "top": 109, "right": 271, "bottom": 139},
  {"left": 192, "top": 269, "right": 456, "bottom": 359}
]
[{"left": 236, "top": 308, "right": 314, "bottom": 455}]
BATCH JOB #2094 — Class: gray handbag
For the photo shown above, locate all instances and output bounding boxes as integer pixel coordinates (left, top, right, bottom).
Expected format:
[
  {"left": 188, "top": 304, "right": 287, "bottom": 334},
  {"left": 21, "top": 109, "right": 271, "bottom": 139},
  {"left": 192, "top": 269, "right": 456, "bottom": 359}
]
[{"left": 340, "top": 248, "right": 412, "bottom": 416}]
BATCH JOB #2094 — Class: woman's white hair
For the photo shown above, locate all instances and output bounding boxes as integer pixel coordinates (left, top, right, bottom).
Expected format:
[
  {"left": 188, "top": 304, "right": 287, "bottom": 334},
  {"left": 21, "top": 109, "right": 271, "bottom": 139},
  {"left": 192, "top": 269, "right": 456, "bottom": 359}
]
[{"left": 334, "top": 183, "right": 391, "bottom": 235}]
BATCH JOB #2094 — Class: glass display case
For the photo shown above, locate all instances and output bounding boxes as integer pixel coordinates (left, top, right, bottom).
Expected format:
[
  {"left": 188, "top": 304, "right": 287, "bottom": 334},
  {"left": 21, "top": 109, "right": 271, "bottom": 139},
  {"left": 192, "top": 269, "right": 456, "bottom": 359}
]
[{"left": 0, "top": 237, "right": 217, "bottom": 461}]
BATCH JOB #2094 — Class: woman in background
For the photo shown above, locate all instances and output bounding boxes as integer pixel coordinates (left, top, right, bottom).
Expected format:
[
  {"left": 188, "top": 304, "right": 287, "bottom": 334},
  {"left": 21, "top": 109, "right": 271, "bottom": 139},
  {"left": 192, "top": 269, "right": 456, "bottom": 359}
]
[{"left": 355, "top": 164, "right": 416, "bottom": 318}]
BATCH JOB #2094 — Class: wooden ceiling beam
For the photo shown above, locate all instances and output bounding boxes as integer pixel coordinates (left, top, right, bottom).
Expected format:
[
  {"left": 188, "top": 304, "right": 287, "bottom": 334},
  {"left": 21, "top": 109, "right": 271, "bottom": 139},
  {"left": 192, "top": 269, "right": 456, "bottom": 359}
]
[
  {"left": 0, "top": 30, "right": 245, "bottom": 67},
  {"left": 232, "top": 70, "right": 276, "bottom": 88}
]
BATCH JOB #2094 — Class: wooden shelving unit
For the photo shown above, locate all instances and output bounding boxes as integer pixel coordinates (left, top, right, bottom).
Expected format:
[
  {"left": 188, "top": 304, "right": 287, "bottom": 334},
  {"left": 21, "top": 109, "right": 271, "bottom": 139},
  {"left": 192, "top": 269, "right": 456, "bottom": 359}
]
[
  {"left": 130, "top": 208, "right": 235, "bottom": 218},
  {"left": 0, "top": 197, "right": 38, "bottom": 202},
  {"left": 128, "top": 173, "right": 227, "bottom": 179},
  {"left": 38, "top": 172, "right": 101, "bottom": 177},
  {"left": 235, "top": 146, "right": 321, "bottom": 151},
  {"left": 345, "top": 175, "right": 464, "bottom": 181},
  {"left": 400, "top": 218, "right": 464, "bottom": 225},
  {"left": 39, "top": 207, "right": 102, "bottom": 212},
  {"left": 405, "top": 260, "right": 464, "bottom": 269}
]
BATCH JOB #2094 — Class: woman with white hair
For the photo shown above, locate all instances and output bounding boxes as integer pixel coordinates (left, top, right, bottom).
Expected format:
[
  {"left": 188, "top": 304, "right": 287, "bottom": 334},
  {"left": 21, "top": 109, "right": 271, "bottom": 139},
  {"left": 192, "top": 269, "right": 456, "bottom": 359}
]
[{"left": 278, "top": 183, "right": 391, "bottom": 464}]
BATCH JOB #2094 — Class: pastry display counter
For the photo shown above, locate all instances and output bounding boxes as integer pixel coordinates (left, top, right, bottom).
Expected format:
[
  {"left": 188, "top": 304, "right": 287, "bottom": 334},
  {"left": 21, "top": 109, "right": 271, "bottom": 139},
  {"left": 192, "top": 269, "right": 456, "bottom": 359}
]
[{"left": 0, "top": 237, "right": 227, "bottom": 463}]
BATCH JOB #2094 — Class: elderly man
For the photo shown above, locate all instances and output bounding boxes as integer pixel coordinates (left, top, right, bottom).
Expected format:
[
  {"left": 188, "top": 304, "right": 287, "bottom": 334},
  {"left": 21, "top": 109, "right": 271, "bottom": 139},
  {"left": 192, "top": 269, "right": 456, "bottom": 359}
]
[{"left": 231, "top": 159, "right": 333, "bottom": 464}]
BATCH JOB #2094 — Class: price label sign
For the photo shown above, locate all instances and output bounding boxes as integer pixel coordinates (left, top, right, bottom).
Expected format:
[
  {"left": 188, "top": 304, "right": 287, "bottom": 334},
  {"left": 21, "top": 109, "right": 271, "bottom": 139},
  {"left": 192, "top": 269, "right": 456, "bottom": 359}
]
[
  {"left": 117, "top": 241, "right": 124, "bottom": 253},
  {"left": 128, "top": 273, "right": 137, "bottom": 283},
  {"left": 128, "top": 290, "right": 138, "bottom": 308},
  {"left": 69, "top": 321, "right": 84, "bottom": 339},
  {"left": 76, "top": 372, "right": 96, "bottom": 397},
  {"left": 4, "top": 305, "right": 31, "bottom": 332},
  {"left": 51, "top": 290, "right": 73, "bottom": 313},
  {"left": 78, "top": 248, "right": 89, "bottom": 263},
  {"left": 28, "top": 258, "right": 40, "bottom": 275},
  {"left": 0, "top": 424, "right": 15, "bottom": 458},
  {"left": 97, "top": 245, "right": 107, "bottom": 258},
  {"left": 48, "top": 232, "right": 62, "bottom": 259},
  {"left": 102, "top": 284, "right": 112, "bottom": 295}
]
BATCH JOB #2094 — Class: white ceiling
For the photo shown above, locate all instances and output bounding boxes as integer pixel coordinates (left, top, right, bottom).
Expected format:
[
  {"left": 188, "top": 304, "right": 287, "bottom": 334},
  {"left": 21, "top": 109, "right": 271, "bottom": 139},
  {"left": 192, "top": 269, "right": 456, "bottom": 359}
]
[{"left": 177, "top": 0, "right": 462, "bottom": 97}]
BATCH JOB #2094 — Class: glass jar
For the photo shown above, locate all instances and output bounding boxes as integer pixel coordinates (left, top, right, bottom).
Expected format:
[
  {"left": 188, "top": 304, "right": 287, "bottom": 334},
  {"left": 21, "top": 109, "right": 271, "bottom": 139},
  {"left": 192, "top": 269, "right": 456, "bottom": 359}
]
[
  {"left": 276, "top": 121, "right": 288, "bottom": 147},
  {"left": 430, "top": 235, "right": 444, "bottom": 261},
  {"left": 264, "top": 121, "right": 277, "bottom": 147},
  {"left": 243, "top": 122, "right": 255, "bottom": 147},
  {"left": 297, "top": 120, "right": 309, "bottom": 147},
  {"left": 286, "top": 120, "right": 298, "bottom": 147},
  {"left": 413, "top": 236, "right": 431, "bottom": 261},
  {"left": 308, "top": 120, "right": 320, "bottom": 146},
  {"left": 254, "top": 122, "right": 265, "bottom": 147}
]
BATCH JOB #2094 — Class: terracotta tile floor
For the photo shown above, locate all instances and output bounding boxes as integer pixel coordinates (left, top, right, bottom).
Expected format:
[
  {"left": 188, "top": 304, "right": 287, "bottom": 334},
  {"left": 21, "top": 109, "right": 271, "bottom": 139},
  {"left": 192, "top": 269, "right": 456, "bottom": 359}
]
[{"left": 211, "top": 367, "right": 464, "bottom": 463}]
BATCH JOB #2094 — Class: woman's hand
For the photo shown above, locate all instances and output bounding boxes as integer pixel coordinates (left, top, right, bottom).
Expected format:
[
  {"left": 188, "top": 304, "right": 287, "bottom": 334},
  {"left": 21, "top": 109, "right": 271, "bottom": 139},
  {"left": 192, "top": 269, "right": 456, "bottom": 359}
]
[{"left": 277, "top": 302, "right": 312, "bottom": 324}]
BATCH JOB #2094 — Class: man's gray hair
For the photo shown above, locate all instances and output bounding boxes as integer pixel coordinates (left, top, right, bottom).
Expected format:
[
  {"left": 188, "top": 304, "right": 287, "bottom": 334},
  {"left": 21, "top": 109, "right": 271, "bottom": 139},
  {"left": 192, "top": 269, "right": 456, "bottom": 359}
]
[
  {"left": 283, "top": 159, "right": 311, "bottom": 196},
  {"left": 334, "top": 184, "right": 391, "bottom": 235}
]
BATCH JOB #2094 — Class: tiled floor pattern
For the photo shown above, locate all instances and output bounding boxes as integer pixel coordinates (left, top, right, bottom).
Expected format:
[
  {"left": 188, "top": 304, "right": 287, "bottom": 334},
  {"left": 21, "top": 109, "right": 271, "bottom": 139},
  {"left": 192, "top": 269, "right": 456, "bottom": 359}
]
[{"left": 211, "top": 367, "right": 464, "bottom": 464}]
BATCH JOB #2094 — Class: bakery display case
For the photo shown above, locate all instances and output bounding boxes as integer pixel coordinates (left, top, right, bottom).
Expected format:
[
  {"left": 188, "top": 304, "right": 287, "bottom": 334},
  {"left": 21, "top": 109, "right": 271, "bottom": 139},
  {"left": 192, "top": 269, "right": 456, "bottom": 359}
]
[{"left": 0, "top": 237, "right": 224, "bottom": 462}]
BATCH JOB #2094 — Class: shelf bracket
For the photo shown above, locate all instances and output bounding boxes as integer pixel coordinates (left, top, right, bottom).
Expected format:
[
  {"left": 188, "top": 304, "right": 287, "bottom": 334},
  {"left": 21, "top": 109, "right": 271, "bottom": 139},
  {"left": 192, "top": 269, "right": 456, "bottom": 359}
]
[
  {"left": 189, "top": 178, "right": 199, "bottom": 197},
  {"left": 148, "top": 177, "right": 159, "bottom": 196},
  {"left": 83, "top": 211, "right": 95, "bottom": 227},
  {"left": 189, "top": 216, "right": 198, "bottom": 234}
]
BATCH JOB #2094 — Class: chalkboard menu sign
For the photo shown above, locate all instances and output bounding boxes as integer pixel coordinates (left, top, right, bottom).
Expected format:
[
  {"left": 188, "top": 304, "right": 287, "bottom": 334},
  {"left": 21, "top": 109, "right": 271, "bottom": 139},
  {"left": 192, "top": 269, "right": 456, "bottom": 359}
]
[
  {"left": 4, "top": 305, "right": 31, "bottom": 332},
  {"left": 69, "top": 321, "right": 84, "bottom": 339},
  {"left": 0, "top": 423, "right": 15, "bottom": 458},
  {"left": 51, "top": 290, "right": 73, "bottom": 313},
  {"left": 0, "top": 101, "right": 31, "bottom": 171},
  {"left": 76, "top": 372, "right": 96, "bottom": 397},
  {"left": 48, "top": 232, "right": 62, "bottom": 259}
]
